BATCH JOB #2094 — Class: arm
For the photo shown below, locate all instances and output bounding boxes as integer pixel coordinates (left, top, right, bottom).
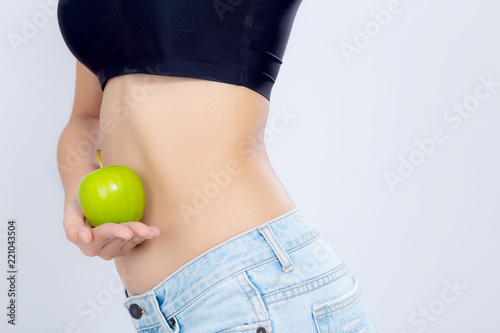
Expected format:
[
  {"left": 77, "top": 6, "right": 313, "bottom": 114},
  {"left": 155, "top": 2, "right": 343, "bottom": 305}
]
[
  {"left": 57, "top": 59, "right": 102, "bottom": 210},
  {"left": 57, "top": 60, "right": 160, "bottom": 260}
]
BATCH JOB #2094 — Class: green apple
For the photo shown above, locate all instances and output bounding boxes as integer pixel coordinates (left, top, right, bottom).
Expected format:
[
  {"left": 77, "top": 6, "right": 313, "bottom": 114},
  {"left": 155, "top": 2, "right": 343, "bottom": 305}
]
[{"left": 77, "top": 149, "right": 146, "bottom": 227}]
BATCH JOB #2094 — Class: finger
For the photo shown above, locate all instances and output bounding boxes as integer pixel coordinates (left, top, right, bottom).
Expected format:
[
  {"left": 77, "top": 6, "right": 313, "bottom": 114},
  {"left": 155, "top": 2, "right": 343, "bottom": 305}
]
[
  {"left": 120, "top": 222, "right": 160, "bottom": 238},
  {"left": 95, "top": 237, "right": 129, "bottom": 261},
  {"left": 119, "top": 234, "right": 151, "bottom": 254},
  {"left": 98, "top": 235, "right": 147, "bottom": 260},
  {"left": 90, "top": 222, "right": 135, "bottom": 246}
]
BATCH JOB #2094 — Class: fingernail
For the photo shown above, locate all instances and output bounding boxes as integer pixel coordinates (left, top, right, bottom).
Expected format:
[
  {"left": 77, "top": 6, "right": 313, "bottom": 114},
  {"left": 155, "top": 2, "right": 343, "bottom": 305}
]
[{"left": 79, "top": 230, "right": 88, "bottom": 244}]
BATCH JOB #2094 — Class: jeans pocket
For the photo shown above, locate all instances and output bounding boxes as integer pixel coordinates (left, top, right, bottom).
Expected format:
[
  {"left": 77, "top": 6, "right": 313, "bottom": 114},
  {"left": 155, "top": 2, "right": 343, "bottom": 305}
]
[{"left": 311, "top": 277, "right": 376, "bottom": 333}]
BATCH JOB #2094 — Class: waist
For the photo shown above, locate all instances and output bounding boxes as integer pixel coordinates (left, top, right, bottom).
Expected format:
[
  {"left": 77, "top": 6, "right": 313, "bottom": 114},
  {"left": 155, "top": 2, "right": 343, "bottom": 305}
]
[{"left": 98, "top": 117, "right": 291, "bottom": 229}]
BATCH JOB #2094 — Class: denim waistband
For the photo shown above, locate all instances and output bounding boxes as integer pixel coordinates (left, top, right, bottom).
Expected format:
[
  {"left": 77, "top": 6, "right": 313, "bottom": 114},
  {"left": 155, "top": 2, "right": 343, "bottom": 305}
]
[{"left": 123, "top": 207, "right": 321, "bottom": 332}]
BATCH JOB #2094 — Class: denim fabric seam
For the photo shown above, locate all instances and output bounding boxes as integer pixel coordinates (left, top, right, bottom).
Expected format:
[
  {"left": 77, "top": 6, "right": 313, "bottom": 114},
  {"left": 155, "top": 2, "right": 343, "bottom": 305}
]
[
  {"left": 235, "top": 273, "right": 264, "bottom": 328},
  {"left": 148, "top": 291, "right": 174, "bottom": 332},
  {"left": 265, "top": 270, "right": 350, "bottom": 306},
  {"left": 314, "top": 292, "right": 361, "bottom": 319},
  {"left": 263, "top": 265, "right": 350, "bottom": 306},
  {"left": 270, "top": 233, "right": 321, "bottom": 271},
  {"left": 313, "top": 277, "right": 359, "bottom": 313},
  {"left": 243, "top": 270, "right": 271, "bottom": 329},
  {"left": 168, "top": 232, "right": 321, "bottom": 318},
  {"left": 262, "top": 263, "right": 347, "bottom": 299},
  {"left": 137, "top": 322, "right": 161, "bottom": 331},
  {"left": 221, "top": 322, "right": 272, "bottom": 333}
]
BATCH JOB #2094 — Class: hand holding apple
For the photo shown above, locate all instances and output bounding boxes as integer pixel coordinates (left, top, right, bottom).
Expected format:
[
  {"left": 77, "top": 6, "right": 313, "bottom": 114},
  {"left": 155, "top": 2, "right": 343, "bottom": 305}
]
[
  {"left": 63, "top": 197, "right": 160, "bottom": 261},
  {"left": 77, "top": 149, "right": 146, "bottom": 227}
]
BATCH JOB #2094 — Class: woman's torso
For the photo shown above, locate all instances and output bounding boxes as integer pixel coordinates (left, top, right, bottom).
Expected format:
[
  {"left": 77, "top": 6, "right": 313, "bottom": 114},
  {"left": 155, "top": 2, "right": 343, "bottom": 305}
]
[{"left": 99, "top": 73, "right": 297, "bottom": 296}]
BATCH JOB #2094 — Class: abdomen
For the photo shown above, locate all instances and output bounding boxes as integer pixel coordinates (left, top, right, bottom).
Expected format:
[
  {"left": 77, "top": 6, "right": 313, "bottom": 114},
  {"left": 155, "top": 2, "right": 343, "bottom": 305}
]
[{"left": 102, "top": 74, "right": 297, "bottom": 296}]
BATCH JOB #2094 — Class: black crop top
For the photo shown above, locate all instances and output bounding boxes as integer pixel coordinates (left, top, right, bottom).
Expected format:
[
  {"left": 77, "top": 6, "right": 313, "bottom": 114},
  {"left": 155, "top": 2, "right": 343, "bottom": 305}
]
[{"left": 56, "top": 0, "right": 303, "bottom": 101}]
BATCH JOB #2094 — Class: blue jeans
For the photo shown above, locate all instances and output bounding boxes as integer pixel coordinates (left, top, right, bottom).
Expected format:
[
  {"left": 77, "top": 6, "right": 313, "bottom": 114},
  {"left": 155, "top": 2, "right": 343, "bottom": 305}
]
[{"left": 123, "top": 207, "right": 378, "bottom": 332}]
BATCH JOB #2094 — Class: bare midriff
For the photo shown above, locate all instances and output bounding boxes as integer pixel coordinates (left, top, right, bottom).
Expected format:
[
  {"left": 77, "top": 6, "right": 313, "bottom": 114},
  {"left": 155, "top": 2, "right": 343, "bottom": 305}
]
[{"left": 99, "top": 73, "right": 297, "bottom": 296}]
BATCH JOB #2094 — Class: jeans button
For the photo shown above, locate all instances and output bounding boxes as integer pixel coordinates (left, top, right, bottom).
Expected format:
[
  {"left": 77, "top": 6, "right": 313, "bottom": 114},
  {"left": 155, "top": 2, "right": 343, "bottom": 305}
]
[
  {"left": 256, "top": 328, "right": 266, "bottom": 333},
  {"left": 129, "top": 303, "right": 144, "bottom": 319}
]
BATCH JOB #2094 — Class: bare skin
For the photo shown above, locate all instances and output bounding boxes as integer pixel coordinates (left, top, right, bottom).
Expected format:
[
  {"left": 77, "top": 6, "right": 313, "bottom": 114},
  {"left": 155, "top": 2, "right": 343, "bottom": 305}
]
[{"left": 59, "top": 60, "right": 297, "bottom": 297}]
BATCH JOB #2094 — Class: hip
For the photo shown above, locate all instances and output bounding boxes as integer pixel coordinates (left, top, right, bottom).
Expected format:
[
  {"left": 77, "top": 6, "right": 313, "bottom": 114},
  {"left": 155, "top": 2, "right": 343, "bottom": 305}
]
[{"left": 122, "top": 208, "right": 378, "bottom": 333}]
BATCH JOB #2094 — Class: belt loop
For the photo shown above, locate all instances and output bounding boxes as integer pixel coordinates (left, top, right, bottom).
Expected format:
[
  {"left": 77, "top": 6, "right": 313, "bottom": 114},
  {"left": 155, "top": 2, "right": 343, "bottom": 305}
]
[{"left": 257, "top": 224, "right": 295, "bottom": 273}]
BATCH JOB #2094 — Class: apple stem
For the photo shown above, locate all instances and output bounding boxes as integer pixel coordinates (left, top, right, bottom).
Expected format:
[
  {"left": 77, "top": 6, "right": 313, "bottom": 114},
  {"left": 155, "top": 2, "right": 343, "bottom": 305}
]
[{"left": 96, "top": 149, "right": 103, "bottom": 169}]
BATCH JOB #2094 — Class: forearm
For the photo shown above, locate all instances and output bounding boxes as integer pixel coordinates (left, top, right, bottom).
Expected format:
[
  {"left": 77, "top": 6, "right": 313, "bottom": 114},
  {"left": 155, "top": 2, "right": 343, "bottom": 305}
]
[{"left": 57, "top": 115, "right": 101, "bottom": 211}]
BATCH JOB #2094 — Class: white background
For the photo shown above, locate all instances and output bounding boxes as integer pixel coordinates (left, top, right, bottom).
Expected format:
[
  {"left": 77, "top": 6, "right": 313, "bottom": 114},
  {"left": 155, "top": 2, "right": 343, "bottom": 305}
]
[{"left": 1, "top": 0, "right": 499, "bottom": 332}]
